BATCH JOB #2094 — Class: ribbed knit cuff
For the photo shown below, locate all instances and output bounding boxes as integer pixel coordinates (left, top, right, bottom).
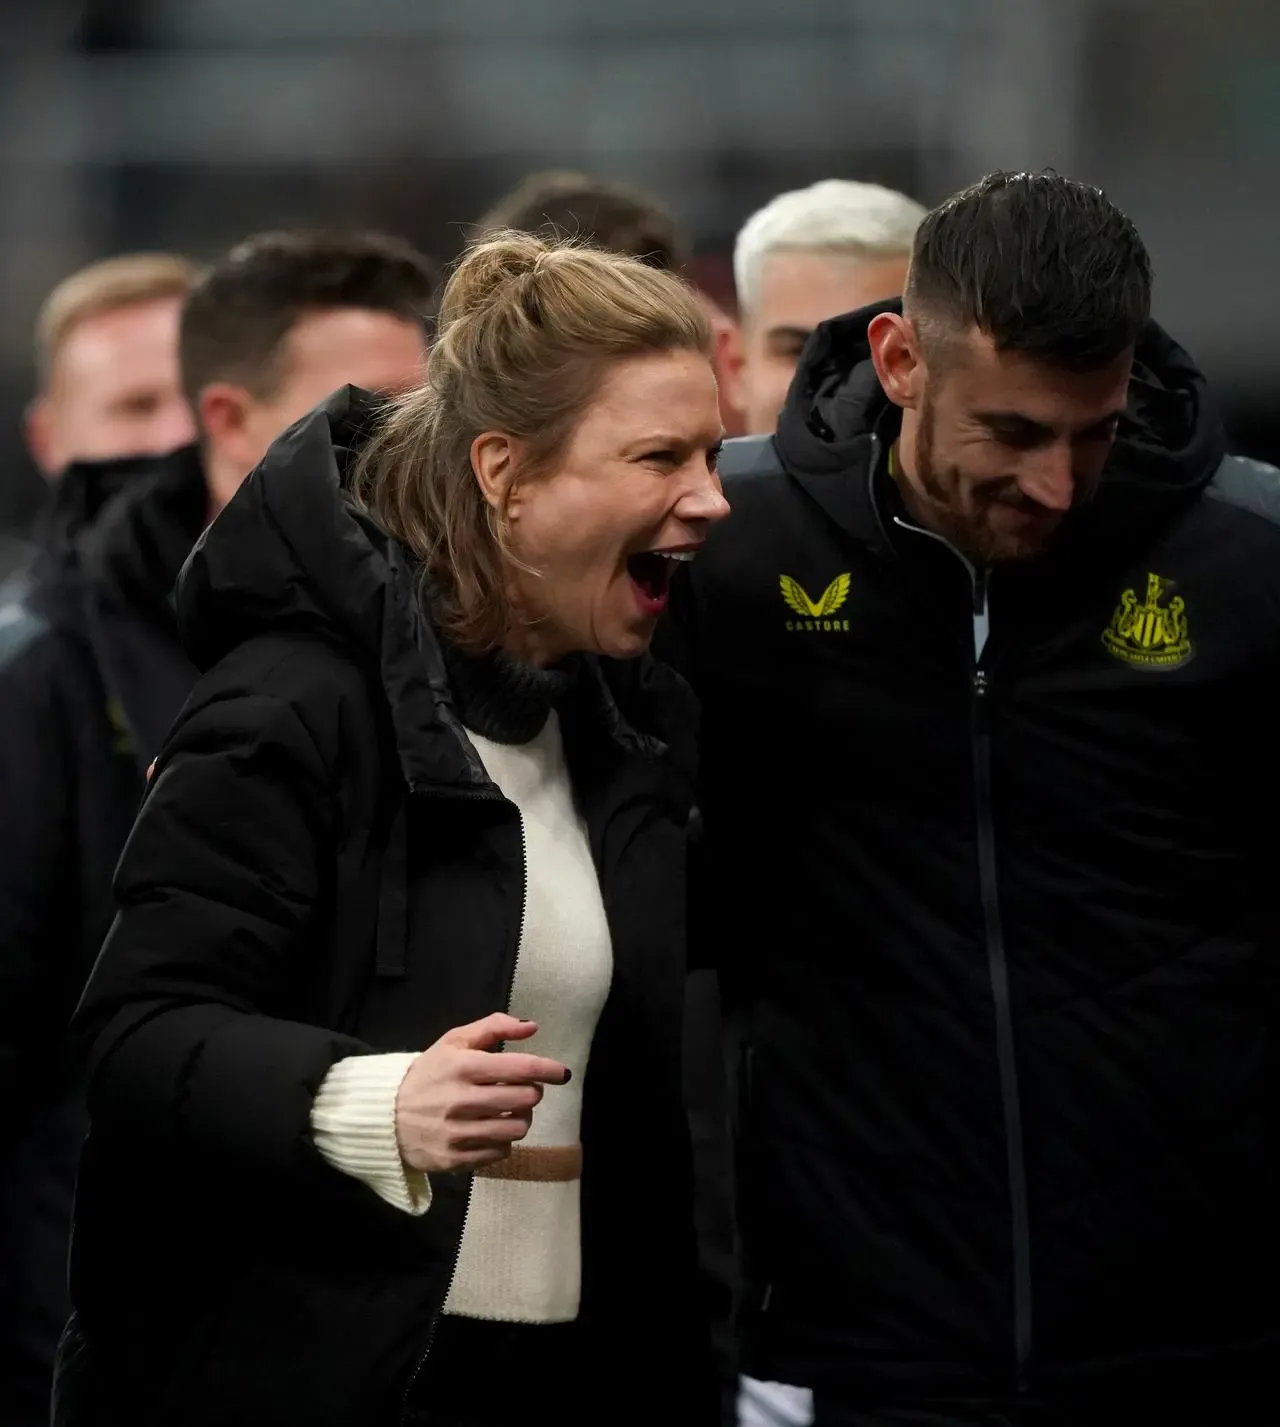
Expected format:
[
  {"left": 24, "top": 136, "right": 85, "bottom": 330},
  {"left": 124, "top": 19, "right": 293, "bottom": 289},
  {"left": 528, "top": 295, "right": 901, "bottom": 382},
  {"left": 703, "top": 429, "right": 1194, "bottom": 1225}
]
[{"left": 310, "top": 1053, "right": 432, "bottom": 1216}]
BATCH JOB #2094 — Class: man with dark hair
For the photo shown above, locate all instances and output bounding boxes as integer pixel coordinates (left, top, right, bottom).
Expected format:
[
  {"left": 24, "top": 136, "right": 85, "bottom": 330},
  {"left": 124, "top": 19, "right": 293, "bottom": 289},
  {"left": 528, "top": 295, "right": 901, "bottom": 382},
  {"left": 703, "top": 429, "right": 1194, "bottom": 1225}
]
[
  {"left": 480, "top": 169, "right": 742, "bottom": 439},
  {"left": 179, "top": 229, "right": 435, "bottom": 511},
  {"left": 904, "top": 171, "right": 1150, "bottom": 371},
  {"left": 478, "top": 168, "right": 690, "bottom": 271},
  {"left": 0, "top": 229, "right": 434, "bottom": 1427},
  {"left": 666, "top": 171, "right": 1280, "bottom": 1425}
]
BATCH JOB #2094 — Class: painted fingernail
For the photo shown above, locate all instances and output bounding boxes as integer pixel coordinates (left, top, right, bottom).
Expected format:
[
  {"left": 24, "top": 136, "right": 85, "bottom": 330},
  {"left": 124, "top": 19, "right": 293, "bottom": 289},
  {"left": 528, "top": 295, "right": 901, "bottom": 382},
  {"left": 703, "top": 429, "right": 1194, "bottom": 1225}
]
[{"left": 561, "top": 1068, "right": 573, "bottom": 1084}]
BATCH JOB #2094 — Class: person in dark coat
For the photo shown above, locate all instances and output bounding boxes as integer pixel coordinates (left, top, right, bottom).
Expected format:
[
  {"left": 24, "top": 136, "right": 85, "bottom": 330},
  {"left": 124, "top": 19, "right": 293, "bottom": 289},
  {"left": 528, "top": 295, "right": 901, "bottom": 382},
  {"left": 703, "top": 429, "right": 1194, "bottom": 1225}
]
[
  {"left": 665, "top": 170, "right": 1280, "bottom": 1426},
  {"left": 0, "top": 229, "right": 436, "bottom": 1427},
  {"left": 24, "top": 252, "right": 203, "bottom": 481},
  {"left": 56, "top": 233, "right": 729, "bottom": 1427},
  {"left": 0, "top": 251, "right": 201, "bottom": 585}
]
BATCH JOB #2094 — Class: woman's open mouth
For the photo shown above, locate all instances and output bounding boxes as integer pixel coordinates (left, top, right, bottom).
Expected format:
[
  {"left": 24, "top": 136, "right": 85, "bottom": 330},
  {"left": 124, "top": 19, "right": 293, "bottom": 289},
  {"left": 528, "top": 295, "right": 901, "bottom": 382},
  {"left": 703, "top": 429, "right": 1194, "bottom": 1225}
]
[{"left": 625, "top": 547, "right": 697, "bottom": 616}]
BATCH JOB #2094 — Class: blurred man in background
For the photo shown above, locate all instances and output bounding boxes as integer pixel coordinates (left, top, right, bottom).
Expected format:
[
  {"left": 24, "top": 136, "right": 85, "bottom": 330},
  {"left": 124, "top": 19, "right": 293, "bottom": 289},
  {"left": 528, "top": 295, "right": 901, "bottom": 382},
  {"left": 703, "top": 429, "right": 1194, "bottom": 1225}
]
[
  {"left": 25, "top": 253, "right": 202, "bottom": 480},
  {"left": 0, "top": 254, "right": 201, "bottom": 581},
  {"left": 0, "top": 229, "right": 436, "bottom": 1427},
  {"left": 479, "top": 167, "right": 689, "bottom": 268},
  {"left": 480, "top": 169, "right": 742, "bottom": 434},
  {"left": 722, "top": 179, "right": 926, "bottom": 435}
]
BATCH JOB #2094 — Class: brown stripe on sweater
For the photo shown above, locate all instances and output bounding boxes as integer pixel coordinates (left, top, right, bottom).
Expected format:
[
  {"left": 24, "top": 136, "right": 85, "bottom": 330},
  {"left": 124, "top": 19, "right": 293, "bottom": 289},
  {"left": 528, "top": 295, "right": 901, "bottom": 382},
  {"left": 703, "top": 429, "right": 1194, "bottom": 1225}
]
[{"left": 473, "top": 1144, "right": 582, "bottom": 1182}]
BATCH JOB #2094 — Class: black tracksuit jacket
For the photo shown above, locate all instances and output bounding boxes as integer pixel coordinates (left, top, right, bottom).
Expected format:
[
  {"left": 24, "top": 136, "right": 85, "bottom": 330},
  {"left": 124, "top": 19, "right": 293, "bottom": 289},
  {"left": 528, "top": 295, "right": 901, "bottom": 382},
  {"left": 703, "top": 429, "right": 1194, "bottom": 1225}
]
[{"left": 667, "top": 301, "right": 1280, "bottom": 1423}]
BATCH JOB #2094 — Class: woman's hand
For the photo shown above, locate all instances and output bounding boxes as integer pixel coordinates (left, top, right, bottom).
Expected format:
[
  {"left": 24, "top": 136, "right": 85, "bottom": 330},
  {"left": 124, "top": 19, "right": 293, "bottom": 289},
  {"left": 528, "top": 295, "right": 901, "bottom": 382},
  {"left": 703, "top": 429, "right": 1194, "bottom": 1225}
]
[{"left": 394, "top": 1013, "right": 570, "bottom": 1174}]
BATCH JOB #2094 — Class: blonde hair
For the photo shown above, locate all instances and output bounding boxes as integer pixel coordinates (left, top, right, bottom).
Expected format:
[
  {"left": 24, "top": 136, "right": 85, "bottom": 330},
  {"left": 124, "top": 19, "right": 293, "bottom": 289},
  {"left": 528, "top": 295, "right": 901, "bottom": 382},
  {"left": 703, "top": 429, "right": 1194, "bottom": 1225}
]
[
  {"left": 356, "top": 231, "right": 713, "bottom": 653},
  {"left": 35, "top": 252, "right": 204, "bottom": 389}
]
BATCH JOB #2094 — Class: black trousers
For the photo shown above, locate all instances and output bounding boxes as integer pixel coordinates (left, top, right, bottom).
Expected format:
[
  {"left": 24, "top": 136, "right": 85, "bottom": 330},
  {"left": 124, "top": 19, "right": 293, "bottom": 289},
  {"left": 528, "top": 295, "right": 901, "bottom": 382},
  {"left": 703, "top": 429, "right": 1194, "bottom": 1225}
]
[{"left": 404, "top": 1316, "right": 586, "bottom": 1427}]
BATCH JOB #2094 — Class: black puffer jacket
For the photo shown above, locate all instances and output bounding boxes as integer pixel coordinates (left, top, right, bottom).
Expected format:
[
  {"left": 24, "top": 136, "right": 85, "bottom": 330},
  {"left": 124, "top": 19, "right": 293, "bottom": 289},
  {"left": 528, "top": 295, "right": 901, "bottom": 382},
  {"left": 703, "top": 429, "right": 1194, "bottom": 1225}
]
[
  {"left": 668, "top": 301, "right": 1280, "bottom": 1421},
  {"left": 0, "top": 448, "right": 202, "bottom": 1426},
  {"left": 59, "top": 388, "right": 711, "bottom": 1427}
]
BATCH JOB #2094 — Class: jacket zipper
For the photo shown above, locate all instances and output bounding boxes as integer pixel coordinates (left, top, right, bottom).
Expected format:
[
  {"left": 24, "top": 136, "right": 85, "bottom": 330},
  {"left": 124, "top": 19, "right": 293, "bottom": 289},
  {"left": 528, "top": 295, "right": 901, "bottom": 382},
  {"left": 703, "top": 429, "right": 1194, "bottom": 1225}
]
[
  {"left": 399, "top": 790, "right": 528, "bottom": 1422},
  {"left": 892, "top": 517, "right": 1033, "bottom": 1390},
  {"left": 969, "top": 571, "right": 1033, "bottom": 1391}
]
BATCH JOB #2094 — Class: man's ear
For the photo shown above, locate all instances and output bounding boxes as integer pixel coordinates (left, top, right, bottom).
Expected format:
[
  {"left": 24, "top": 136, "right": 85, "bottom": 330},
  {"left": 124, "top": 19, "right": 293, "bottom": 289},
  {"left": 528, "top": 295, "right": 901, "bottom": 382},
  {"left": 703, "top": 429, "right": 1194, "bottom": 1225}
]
[
  {"left": 24, "top": 397, "right": 60, "bottom": 479},
  {"left": 868, "top": 312, "right": 924, "bottom": 412},
  {"left": 715, "top": 320, "right": 748, "bottom": 433},
  {"left": 197, "top": 383, "right": 254, "bottom": 462}
]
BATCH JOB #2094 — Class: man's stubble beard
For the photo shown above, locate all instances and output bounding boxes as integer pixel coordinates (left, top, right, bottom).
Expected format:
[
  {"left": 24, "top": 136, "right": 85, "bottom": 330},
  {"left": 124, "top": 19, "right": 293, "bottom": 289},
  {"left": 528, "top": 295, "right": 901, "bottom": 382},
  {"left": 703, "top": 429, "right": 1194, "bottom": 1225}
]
[
  {"left": 913, "top": 395, "right": 1046, "bottom": 567},
  {"left": 912, "top": 397, "right": 991, "bottom": 565}
]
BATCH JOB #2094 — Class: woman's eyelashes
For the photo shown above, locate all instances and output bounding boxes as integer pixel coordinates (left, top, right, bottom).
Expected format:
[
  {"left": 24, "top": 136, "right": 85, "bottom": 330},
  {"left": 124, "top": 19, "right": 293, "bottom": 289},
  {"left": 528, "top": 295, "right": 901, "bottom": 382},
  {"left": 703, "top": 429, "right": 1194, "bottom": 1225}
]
[{"left": 636, "top": 441, "right": 723, "bottom": 472}]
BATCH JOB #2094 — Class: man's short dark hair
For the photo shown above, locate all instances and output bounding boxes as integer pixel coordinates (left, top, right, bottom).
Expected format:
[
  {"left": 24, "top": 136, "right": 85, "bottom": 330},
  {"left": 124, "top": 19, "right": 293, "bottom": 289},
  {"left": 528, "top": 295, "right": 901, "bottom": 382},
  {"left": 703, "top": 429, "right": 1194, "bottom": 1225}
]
[
  {"left": 477, "top": 171, "right": 690, "bottom": 272},
  {"left": 905, "top": 170, "right": 1152, "bottom": 371},
  {"left": 179, "top": 230, "right": 439, "bottom": 407}
]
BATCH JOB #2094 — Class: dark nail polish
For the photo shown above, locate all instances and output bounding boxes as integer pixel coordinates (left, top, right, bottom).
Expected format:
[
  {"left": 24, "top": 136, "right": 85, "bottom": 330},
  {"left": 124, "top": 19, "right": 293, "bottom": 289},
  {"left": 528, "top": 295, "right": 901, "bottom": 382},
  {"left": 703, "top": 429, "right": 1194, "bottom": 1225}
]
[{"left": 561, "top": 1068, "right": 573, "bottom": 1084}]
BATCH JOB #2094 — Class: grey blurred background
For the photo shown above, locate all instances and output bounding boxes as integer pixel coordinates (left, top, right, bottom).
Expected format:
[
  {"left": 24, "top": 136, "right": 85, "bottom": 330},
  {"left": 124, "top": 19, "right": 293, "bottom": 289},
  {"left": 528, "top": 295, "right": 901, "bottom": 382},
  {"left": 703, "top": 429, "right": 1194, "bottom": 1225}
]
[{"left": 1, "top": 0, "right": 1276, "bottom": 535}]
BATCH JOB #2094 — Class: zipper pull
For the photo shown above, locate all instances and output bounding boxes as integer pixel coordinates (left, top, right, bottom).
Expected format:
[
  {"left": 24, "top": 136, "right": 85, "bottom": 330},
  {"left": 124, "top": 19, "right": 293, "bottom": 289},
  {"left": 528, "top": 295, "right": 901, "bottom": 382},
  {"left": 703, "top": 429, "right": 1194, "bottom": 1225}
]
[{"left": 973, "top": 668, "right": 989, "bottom": 697}]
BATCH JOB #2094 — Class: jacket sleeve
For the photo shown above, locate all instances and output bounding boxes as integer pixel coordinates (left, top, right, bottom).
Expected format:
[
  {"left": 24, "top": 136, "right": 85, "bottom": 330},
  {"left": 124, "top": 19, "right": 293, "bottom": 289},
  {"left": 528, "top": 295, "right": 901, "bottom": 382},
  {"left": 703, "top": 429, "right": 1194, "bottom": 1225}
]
[
  {"left": 0, "top": 630, "right": 75, "bottom": 1122},
  {"left": 75, "top": 687, "right": 373, "bottom": 1184}
]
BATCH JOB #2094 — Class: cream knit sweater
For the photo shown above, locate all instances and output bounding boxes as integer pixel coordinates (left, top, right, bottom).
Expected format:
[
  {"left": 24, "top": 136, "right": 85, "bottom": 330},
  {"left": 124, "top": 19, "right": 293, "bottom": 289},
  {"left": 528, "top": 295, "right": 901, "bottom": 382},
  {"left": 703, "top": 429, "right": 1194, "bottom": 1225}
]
[{"left": 310, "top": 711, "right": 613, "bottom": 1323}]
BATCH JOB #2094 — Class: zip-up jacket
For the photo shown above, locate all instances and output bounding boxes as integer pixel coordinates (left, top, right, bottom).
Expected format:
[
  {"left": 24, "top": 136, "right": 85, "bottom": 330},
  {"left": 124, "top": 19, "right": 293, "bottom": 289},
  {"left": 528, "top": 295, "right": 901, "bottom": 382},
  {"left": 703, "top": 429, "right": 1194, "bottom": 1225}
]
[
  {"left": 56, "top": 388, "right": 713, "bottom": 1426},
  {"left": 666, "top": 300, "right": 1280, "bottom": 1417}
]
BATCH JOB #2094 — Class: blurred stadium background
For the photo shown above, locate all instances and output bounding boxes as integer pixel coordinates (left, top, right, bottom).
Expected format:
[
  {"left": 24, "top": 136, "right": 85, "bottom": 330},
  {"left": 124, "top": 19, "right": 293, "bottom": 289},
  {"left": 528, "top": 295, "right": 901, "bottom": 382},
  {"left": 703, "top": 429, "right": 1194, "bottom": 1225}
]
[{"left": 1, "top": 0, "right": 1276, "bottom": 534}]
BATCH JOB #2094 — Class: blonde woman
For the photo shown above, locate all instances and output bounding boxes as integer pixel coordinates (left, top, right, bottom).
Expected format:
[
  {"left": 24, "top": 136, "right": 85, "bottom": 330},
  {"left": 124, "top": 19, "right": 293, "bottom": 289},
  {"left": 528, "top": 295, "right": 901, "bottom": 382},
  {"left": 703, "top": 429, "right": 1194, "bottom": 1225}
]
[{"left": 58, "top": 235, "right": 729, "bottom": 1427}]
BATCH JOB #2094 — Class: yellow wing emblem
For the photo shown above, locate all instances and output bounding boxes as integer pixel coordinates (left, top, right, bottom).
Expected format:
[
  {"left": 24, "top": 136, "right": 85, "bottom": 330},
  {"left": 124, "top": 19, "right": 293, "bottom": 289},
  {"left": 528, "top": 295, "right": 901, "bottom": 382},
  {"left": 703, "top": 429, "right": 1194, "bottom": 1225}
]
[
  {"left": 779, "top": 573, "right": 850, "bottom": 618},
  {"left": 779, "top": 575, "right": 817, "bottom": 617},
  {"left": 815, "top": 573, "right": 850, "bottom": 616}
]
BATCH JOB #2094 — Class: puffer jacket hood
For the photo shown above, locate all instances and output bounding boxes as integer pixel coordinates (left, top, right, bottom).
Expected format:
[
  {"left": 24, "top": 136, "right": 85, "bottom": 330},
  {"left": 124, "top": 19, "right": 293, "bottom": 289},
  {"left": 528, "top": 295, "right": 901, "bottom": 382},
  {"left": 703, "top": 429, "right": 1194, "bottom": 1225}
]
[
  {"left": 178, "top": 385, "right": 695, "bottom": 794},
  {"left": 180, "top": 385, "right": 483, "bottom": 794},
  {"left": 178, "top": 387, "right": 391, "bottom": 676},
  {"left": 774, "top": 298, "right": 1227, "bottom": 512}
]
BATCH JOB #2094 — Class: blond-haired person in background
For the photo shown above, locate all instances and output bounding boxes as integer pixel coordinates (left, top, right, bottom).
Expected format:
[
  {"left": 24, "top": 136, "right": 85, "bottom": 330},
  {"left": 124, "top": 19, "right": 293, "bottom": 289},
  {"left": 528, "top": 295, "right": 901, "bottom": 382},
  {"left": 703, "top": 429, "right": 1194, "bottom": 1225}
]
[
  {"left": 721, "top": 179, "right": 926, "bottom": 436},
  {"left": 0, "top": 250, "right": 201, "bottom": 1424},
  {"left": 25, "top": 252, "right": 202, "bottom": 479},
  {"left": 1, "top": 252, "right": 201, "bottom": 584}
]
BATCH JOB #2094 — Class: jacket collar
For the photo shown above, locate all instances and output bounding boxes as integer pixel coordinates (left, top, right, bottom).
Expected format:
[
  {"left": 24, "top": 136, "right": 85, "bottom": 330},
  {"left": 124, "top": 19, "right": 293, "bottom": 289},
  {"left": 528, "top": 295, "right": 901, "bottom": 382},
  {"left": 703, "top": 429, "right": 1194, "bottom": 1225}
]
[{"left": 178, "top": 389, "right": 693, "bottom": 802}]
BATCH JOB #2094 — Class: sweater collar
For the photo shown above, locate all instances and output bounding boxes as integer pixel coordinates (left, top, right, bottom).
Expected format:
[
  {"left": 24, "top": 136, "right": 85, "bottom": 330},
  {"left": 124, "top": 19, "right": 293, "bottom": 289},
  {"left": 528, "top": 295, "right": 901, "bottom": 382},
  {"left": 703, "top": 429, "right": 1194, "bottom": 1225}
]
[{"left": 438, "top": 638, "right": 575, "bottom": 746}]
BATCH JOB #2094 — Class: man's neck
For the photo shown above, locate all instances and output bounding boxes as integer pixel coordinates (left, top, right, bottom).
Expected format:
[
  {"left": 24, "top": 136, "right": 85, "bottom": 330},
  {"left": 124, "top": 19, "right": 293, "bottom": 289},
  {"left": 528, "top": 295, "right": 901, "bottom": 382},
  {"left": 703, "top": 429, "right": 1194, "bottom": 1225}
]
[
  {"left": 202, "top": 448, "right": 247, "bottom": 526},
  {"left": 888, "top": 436, "right": 936, "bottom": 536},
  {"left": 888, "top": 436, "right": 992, "bottom": 571}
]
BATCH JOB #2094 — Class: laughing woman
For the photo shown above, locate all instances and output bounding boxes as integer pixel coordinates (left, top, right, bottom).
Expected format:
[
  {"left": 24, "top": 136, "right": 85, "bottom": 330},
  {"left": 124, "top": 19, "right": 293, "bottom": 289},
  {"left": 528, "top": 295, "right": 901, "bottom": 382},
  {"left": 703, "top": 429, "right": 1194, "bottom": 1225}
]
[{"left": 57, "top": 235, "right": 729, "bottom": 1427}]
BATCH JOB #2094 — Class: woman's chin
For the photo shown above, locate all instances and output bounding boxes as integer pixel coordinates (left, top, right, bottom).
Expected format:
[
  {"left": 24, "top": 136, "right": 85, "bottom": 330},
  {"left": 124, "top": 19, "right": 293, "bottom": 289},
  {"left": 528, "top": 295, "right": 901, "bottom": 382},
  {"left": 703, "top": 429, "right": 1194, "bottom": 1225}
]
[{"left": 589, "top": 624, "right": 654, "bottom": 661}]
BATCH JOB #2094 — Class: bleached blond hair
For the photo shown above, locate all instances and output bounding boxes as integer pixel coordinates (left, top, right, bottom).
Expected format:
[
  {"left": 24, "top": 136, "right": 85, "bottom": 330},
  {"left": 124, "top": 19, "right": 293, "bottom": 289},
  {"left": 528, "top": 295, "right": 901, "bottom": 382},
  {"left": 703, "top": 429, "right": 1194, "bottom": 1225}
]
[{"left": 733, "top": 179, "right": 927, "bottom": 316}]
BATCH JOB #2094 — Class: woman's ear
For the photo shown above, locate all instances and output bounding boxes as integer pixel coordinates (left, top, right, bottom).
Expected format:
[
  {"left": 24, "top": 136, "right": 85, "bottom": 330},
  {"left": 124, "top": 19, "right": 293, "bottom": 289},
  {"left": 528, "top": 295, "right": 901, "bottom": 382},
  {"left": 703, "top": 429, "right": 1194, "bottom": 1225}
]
[{"left": 470, "top": 432, "right": 518, "bottom": 511}]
